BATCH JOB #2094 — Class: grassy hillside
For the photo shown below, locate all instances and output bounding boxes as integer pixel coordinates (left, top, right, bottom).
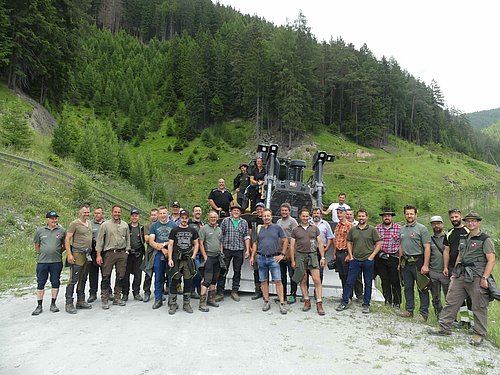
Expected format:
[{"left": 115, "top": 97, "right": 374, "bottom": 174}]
[{"left": 467, "top": 107, "right": 500, "bottom": 130}]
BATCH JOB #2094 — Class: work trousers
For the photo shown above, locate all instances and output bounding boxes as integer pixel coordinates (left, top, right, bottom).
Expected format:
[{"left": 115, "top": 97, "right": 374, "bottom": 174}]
[
  {"left": 65, "top": 252, "right": 89, "bottom": 304},
  {"left": 122, "top": 253, "right": 143, "bottom": 296},
  {"left": 429, "top": 269, "right": 450, "bottom": 315},
  {"left": 280, "top": 260, "right": 297, "bottom": 297},
  {"left": 100, "top": 250, "right": 128, "bottom": 302},
  {"left": 439, "top": 275, "right": 489, "bottom": 337},
  {"left": 401, "top": 261, "right": 430, "bottom": 318},
  {"left": 217, "top": 249, "right": 243, "bottom": 293},
  {"left": 375, "top": 255, "right": 401, "bottom": 306}
]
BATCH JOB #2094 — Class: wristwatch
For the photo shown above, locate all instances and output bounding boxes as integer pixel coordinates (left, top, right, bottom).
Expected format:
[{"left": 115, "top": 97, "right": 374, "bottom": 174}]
[
  {"left": 321, "top": 257, "right": 326, "bottom": 260},
  {"left": 481, "top": 276, "right": 487, "bottom": 280}
]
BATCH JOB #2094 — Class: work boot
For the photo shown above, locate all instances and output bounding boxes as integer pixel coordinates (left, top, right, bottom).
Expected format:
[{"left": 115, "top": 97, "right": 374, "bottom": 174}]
[
  {"left": 76, "top": 299, "right": 92, "bottom": 309},
  {"left": 208, "top": 290, "right": 219, "bottom": 307},
  {"left": 251, "top": 284, "right": 262, "bottom": 300},
  {"left": 190, "top": 290, "right": 200, "bottom": 300},
  {"left": 303, "top": 299, "right": 311, "bottom": 312},
  {"left": 143, "top": 293, "right": 151, "bottom": 303},
  {"left": 152, "top": 299, "right": 163, "bottom": 309},
  {"left": 316, "top": 301, "right": 325, "bottom": 316},
  {"left": 102, "top": 300, "right": 109, "bottom": 310},
  {"left": 32, "top": 305, "right": 43, "bottom": 316},
  {"left": 199, "top": 293, "right": 209, "bottom": 312},
  {"left": 87, "top": 294, "right": 97, "bottom": 303},
  {"left": 231, "top": 290, "right": 241, "bottom": 302},
  {"left": 183, "top": 294, "right": 193, "bottom": 314},
  {"left": 49, "top": 303, "right": 59, "bottom": 313},
  {"left": 133, "top": 294, "right": 143, "bottom": 301},
  {"left": 65, "top": 303, "right": 77, "bottom": 314},
  {"left": 214, "top": 292, "right": 224, "bottom": 302},
  {"left": 121, "top": 294, "right": 129, "bottom": 302},
  {"left": 168, "top": 294, "right": 178, "bottom": 315},
  {"left": 113, "top": 299, "right": 126, "bottom": 306}
]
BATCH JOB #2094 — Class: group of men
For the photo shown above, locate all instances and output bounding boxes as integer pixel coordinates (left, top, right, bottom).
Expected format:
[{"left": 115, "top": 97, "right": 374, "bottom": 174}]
[{"left": 32, "top": 187, "right": 496, "bottom": 346}]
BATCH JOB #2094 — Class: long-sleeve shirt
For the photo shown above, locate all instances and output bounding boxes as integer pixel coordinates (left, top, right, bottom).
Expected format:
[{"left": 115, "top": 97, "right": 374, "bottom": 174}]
[
  {"left": 95, "top": 219, "right": 130, "bottom": 253},
  {"left": 376, "top": 223, "right": 401, "bottom": 255},
  {"left": 220, "top": 217, "right": 249, "bottom": 251}
]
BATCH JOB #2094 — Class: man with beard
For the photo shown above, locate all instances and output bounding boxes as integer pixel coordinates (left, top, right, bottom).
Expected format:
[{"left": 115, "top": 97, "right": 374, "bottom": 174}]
[
  {"left": 188, "top": 205, "right": 204, "bottom": 299},
  {"left": 428, "top": 215, "right": 448, "bottom": 315},
  {"left": 167, "top": 210, "right": 199, "bottom": 314},
  {"left": 234, "top": 163, "right": 250, "bottom": 212},
  {"left": 142, "top": 208, "right": 158, "bottom": 303},
  {"left": 443, "top": 209, "right": 472, "bottom": 327},
  {"left": 399, "top": 205, "right": 431, "bottom": 321},
  {"left": 276, "top": 203, "right": 298, "bottom": 304},
  {"left": 310, "top": 207, "right": 334, "bottom": 284},
  {"left": 64, "top": 204, "right": 93, "bottom": 314},
  {"left": 96, "top": 204, "right": 131, "bottom": 310},
  {"left": 122, "top": 209, "right": 145, "bottom": 301},
  {"left": 375, "top": 208, "right": 401, "bottom": 312},
  {"left": 249, "top": 157, "right": 266, "bottom": 212},
  {"left": 87, "top": 207, "right": 107, "bottom": 303}
]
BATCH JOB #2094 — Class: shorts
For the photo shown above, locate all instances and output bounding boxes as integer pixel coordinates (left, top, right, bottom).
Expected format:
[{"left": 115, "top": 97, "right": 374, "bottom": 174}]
[
  {"left": 257, "top": 254, "right": 281, "bottom": 282},
  {"left": 36, "top": 262, "right": 63, "bottom": 289}
]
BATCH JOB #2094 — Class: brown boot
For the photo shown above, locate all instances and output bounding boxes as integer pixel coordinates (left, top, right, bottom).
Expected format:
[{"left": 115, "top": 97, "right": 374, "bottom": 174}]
[
  {"left": 303, "top": 299, "right": 311, "bottom": 312},
  {"left": 183, "top": 294, "right": 193, "bottom": 314},
  {"left": 208, "top": 290, "right": 219, "bottom": 307},
  {"left": 65, "top": 303, "right": 77, "bottom": 314},
  {"left": 316, "top": 301, "right": 325, "bottom": 316},
  {"left": 199, "top": 293, "right": 209, "bottom": 312}
]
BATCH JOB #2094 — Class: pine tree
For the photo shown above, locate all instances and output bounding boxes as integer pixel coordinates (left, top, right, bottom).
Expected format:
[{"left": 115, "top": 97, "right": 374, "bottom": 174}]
[{"left": 0, "top": 109, "right": 32, "bottom": 149}]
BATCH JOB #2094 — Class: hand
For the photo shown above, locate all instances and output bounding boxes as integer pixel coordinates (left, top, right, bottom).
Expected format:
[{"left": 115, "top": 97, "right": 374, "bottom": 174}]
[
  {"left": 168, "top": 259, "right": 174, "bottom": 268},
  {"left": 368, "top": 257, "right": 374, "bottom": 261},
  {"left": 320, "top": 258, "right": 326, "bottom": 268},
  {"left": 249, "top": 258, "right": 254, "bottom": 267},
  {"left": 443, "top": 268, "right": 449, "bottom": 277},
  {"left": 191, "top": 255, "right": 196, "bottom": 260},
  {"left": 397, "top": 263, "right": 400, "bottom": 271},
  {"left": 420, "top": 265, "right": 429, "bottom": 274},
  {"left": 203, "top": 255, "right": 208, "bottom": 262},
  {"left": 96, "top": 254, "right": 102, "bottom": 266},
  {"left": 333, "top": 254, "right": 336, "bottom": 261},
  {"left": 291, "top": 261, "right": 296, "bottom": 270},
  {"left": 245, "top": 250, "right": 250, "bottom": 259},
  {"left": 67, "top": 254, "right": 76, "bottom": 265},
  {"left": 345, "top": 254, "right": 352, "bottom": 262},
  {"left": 274, "top": 254, "right": 284, "bottom": 263},
  {"left": 480, "top": 278, "right": 489, "bottom": 289}
]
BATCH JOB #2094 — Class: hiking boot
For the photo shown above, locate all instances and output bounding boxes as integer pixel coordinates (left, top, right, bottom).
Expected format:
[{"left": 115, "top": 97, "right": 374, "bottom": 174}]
[
  {"left": 190, "top": 290, "right": 200, "bottom": 300},
  {"left": 87, "top": 294, "right": 97, "bottom": 303},
  {"left": 428, "top": 329, "right": 451, "bottom": 336},
  {"left": 133, "top": 294, "right": 143, "bottom": 301},
  {"left": 102, "top": 301, "right": 109, "bottom": 310},
  {"left": 336, "top": 303, "right": 348, "bottom": 312},
  {"left": 416, "top": 314, "right": 427, "bottom": 322},
  {"left": 262, "top": 301, "right": 271, "bottom": 312},
  {"left": 76, "top": 300, "right": 92, "bottom": 309},
  {"left": 208, "top": 290, "right": 219, "bottom": 307},
  {"left": 65, "top": 303, "right": 77, "bottom": 314},
  {"left": 143, "top": 293, "right": 151, "bottom": 303},
  {"left": 199, "top": 293, "right": 209, "bottom": 312},
  {"left": 152, "top": 300, "right": 163, "bottom": 309},
  {"left": 287, "top": 295, "right": 296, "bottom": 304},
  {"left": 230, "top": 291, "right": 240, "bottom": 302},
  {"left": 302, "top": 299, "right": 311, "bottom": 312},
  {"left": 316, "top": 301, "right": 325, "bottom": 316},
  {"left": 121, "top": 294, "right": 129, "bottom": 302},
  {"left": 50, "top": 303, "right": 59, "bottom": 313},
  {"left": 399, "top": 310, "right": 413, "bottom": 318},
  {"left": 452, "top": 321, "right": 470, "bottom": 329},
  {"left": 280, "top": 303, "right": 288, "bottom": 315},
  {"left": 168, "top": 295, "right": 178, "bottom": 315},
  {"left": 361, "top": 305, "right": 370, "bottom": 314},
  {"left": 183, "top": 294, "right": 193, "bottom": 314},
  {"left": 214, "top": 293, "right": 224, "bottom": 302},
  {"left": 32, "top": 305, "right": 43, "bottom": 316},
  {"left": 470, "top": 334, "right": 484, "bottom": 346},
  {"left": 112, "top": 299, "right": 126, "bottom": 306}
]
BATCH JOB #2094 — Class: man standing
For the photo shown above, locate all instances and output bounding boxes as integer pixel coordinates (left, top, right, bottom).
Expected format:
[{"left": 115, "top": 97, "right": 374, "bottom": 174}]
[
  {"left": 233, "top": 163, "right": 250, "bottom": 212},
  {"left": 122, "top": 209, "right": 145, "bottom": 301},
  {"left": 95, "top": 204, "right": 131, "bottom": 310},
  {"left": 148, "top": 206, "right": 176, "bottom": 309},
  {"left": 250, "top": 209, "right": 288, "bottom": 314},
  {"left": 208, "top": 179, "right": 234, "bottom": 217},
  {"left": 323, "top": 192, "right": 350, "bottom": 230},
  {"left": 333, "top": 207, "right": 356, "bottom": 299},
  {"left": 336, "top": 208, "right": 381, "bottom": 314},
  {"left": 249, "top": 156, "right": 266, "bottom": 212},
  {"left": 188, "top": 205, "right": 204, "bottom": 299},
  {"left": 290, "top": 209, "right": 326, "bottom": 316},
  {"left": 87, "top": 207, "right": 105, "bottom": 303},
  {"left": 170, "top": 201, "right": 181, "bottom": 225},
  {"left": 310, "top": 207, "right": 334, "bottom": 284},
  {"left": 430, "top": 211, "right": 496, "bottom": 346},
  {"left": 167, "top": 210, "right": 199, "bottom": 314},
  {"left": 399, "top": 204, "right": 431, "bottom": 321},
  {"left": 428, "top": 215, "right": 449, "bottom": 315},
  {"left": 32, "top": 211, "right": 66, "bottom": 315},
  {"left": 443, "top": 208, "right": 472, "bottom": 327},
  {"left": 142, "top": 208, "right": 158, "bottom": 303},
  {"left": 375, "top": 208, "right": 401, "bottom": 311},
  {"left": 216, "top": 204, "right": 250, "bottom": 302},
  {"left": 64, "top": 204, "right": 93, "bottom": 314},
  {"left": 248, "top": 202, "right": 265, "bottom": 300},
  {"left": 346, "top": 209, "right": 359, "bottom": 226},
  {"left": 198, "top": 210, "right": 223, "bottom": 312},
  {"left": 276, "top": 203, "right": 298, "bottom": 304}
]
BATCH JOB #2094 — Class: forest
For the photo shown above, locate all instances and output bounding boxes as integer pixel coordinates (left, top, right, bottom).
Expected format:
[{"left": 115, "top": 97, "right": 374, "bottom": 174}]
[{"left": 1, "top": 0, "right": 499, "bottom": 177}]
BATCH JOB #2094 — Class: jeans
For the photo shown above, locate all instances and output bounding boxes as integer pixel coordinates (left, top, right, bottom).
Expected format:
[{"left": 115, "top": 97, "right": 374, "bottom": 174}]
[
  {"left": 153, "top": 251, "right": 167, "bottom": 301},
  {"left": 257, "top": 254, "right": 281, "bottom": 281},
  {"left": 341, "top": 259, "right": 374, "bottom": 306},
  {"left": 217, "top": 249, "right": 244, "bottom": 293},
  {"left": 280, "top": 260, "right": 297, "bottom": 296},
  {"left": 401, "top": 261, "right": 430, "bottom": 318}
]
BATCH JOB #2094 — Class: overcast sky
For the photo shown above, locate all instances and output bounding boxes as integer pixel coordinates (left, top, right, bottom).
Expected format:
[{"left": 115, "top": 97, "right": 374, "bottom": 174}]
[{"left": 216, "top": 0, "right": 499, "bottom": 114}]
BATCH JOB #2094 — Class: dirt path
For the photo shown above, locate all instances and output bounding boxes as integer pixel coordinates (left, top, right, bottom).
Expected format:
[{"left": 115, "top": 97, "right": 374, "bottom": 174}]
[{"left": 1, "top": 290, "right": 499, "bottom": 375}]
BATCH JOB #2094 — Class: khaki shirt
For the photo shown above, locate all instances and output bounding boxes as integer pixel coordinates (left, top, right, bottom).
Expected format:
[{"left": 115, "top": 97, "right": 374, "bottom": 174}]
[{"left": 95, "top": 219, "right": 130, "bottom": 253}]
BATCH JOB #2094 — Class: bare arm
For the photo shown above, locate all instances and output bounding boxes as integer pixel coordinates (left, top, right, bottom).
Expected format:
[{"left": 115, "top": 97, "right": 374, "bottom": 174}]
[
  {"left": 198, "top": 239, "right": 208, "bottom": 261},
  {"left": 443, "top": 245, "right": 450, "bottom": 276},
  {"left": 167, "top": 239, "right": 174, "bottom": 267},
  {"left": 421, "top": 243, "right": 431, "bottom": 274},
  {"left": 65, "top": 231, "right": 75, "bottom": 264},
  {"left": 368, "top": 240, "right": 382, "bottom": 260}
]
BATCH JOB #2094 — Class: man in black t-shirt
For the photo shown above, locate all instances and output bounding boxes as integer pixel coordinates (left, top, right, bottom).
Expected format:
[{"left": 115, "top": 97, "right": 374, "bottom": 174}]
[
  {"left": 249, "top": 157, "right": 266, "bottom": 212},
  {"left": 208, "top": 179, "right": 234, "bottom": 217},
  {"left": 167, "top": 210, "right": 199, "bottom": 315}
]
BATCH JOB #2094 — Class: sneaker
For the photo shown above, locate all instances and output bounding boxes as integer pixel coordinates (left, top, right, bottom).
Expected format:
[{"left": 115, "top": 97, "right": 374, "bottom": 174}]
[
  {"left": 280, "top": 303, "right": 288, "bottom": 315},
  {"left": 87, "top": 294, "right": 97, "bottom": 303},
  {"left": 230, "top": 291, "right": 240, "bottom": 302},
  {"left": 399, "top": 310, "right": 414, "bottom": 318},
  {"left": 112, "top": 299, "right": 126, "bottom": 306},
  {"left": 287, "top": 295, "right": 296, "bottom": 304},
  {"left": 32, "top": 305, "right": 43, "bottom": 316},
  {"left": 416, "top": 314, "right": 427, "bottom": 322},
  {"left": 316, "top": 302, "right": 325, "bottom": 316},
  {"left": 214, "top": 293, "right": 224, "bottom": 302},
  {"left": 262, "top": 301, "right": 271, "bottom": 312},
  {"left": 428, "top": 329, "right": 451, "bottom": 336},
  {"left": 133, "top": 294, "right": 143, "bottom": 301},
  {"left": 50, "top": 304, "right": 59, "bottom": 313},
  {"left": 470, "top": 334, "right": 484, "bottom": 346},
  {"left": 336, "top": 303, "right": 348, "bottom": 312},
  {"left": 102, "top": 301, "right": 109, "bottom": 310},
  {"left": 143, "top": 293, "right": 151, "bottom": 303},
  {"left": 362, "top": 305, "right": 370, "bottom": 314},
  {"left": 303, "top": 299, "right": 311, "bottom": 312},
  {"left": 152, "top": 300, "right": 163, "bottom": 309}
]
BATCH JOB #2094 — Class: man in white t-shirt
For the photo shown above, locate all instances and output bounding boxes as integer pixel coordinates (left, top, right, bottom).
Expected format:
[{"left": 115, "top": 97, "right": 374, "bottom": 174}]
[{"left": 323, "top": 192, "right": 350, "bottom": 230}]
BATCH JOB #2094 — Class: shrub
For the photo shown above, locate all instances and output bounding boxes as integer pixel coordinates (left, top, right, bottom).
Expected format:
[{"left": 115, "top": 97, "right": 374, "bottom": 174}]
[
  {"left": 207, "top": 151, "right": 219, "bottom": 161},
  {"left": 186, "top": 154, "right": 195, "bottom": 165}
]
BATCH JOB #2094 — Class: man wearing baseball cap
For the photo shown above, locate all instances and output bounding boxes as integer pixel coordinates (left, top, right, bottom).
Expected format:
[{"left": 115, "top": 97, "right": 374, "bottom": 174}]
[
  {"left": 170, "top": 202, "right": 181, "bottom": 226},
  {"left": 428, "top": 215, "right": 449, "bottom": 315},
  {"left": 32, "top": 211, "right": 66, "bottom": 315},
  {"left": 430, "top": 211, "right": 496, "bottom": 346}
]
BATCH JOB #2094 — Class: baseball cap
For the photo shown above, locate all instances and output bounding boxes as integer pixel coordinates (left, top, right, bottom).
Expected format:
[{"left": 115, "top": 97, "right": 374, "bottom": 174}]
[
  {"left": 430, "top": 215, "right": 443, "bottom": 223},
  {"left": 336, "top": 206, "right": 346, "bottom": 212},
  {"left": 255, "top": 202, "right": 265, "bottom": 208},
  {"left": 180, "top": 210, "right": 189, "bottom": 217},
  {"left": 130, "top": 209, "right": 140, "bottom": 215},
  {"left": 172, "top": 201, "right": 180, "bottom": 207},
  {"left": 46, "top": 211, "right": 59, "bottom": 218}
]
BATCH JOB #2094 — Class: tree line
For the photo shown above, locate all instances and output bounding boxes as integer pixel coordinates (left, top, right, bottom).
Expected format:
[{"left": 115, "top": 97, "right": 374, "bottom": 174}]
[{"left": 1, "top": 0, "right": 499, "bottom": 166}]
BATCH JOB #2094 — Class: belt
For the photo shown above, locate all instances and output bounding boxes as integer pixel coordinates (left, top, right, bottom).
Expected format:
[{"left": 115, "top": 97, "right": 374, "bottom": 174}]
[
  {"left": 258, "top": 253, "right": 280, "bottom": 258},
  {"left": 112, "top": 248, "right": 127, "bottom": 253},
  {"left": 337, "top": 249, "right": 348, "bottom": 252}
]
